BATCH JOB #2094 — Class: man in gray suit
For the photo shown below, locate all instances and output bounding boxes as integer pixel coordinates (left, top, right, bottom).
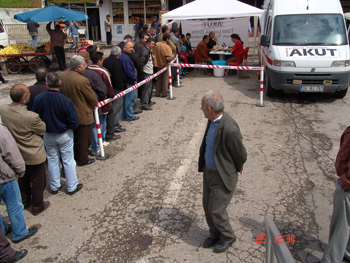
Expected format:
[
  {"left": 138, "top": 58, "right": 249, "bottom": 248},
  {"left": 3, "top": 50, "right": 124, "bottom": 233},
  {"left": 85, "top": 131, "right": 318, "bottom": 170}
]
[{"left": 198, "top": 90, "right": 247, "bottom": 253}]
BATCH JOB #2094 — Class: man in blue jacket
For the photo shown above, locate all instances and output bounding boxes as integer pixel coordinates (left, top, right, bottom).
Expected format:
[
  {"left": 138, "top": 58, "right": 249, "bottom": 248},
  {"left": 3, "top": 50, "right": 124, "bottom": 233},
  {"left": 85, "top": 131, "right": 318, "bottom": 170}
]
[
  {"left": 33, "top": 72, "right": 83, "bottom": 196},
  {"left": 119, "top": 41, "right": 139, "bottom": 122}
]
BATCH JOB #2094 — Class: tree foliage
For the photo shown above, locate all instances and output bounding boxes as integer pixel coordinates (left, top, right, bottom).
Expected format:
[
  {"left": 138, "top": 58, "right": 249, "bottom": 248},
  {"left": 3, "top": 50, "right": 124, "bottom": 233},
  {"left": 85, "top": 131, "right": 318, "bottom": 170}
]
[{"left": 0, "top": 0, "right": 41, "bottom": 8}]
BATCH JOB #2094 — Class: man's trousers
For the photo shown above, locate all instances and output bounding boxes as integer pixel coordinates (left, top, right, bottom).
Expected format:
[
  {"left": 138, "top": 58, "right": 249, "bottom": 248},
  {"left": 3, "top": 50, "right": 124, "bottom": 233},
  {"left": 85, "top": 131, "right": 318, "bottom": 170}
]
[
  {"left": 156, "top": 68, "right": 169, "bottom": 97},
  {"left": 203, "top": 167, "right": 236, "bottom": 243},
  {"left": 74, "top": 124, "right": 92, "bottom": 165}
]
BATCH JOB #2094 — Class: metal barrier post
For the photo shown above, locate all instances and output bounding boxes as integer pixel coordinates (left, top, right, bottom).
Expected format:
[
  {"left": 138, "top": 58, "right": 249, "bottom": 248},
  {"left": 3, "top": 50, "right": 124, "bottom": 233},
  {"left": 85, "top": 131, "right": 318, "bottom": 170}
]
[
  {"left": 256, "top": 65, "right": 265, "bottom": 107},
  {"left": 266, "top": 225, "right": 275, "bottom": 263},
  {"left": 168, "top": 66, "right": 176, "bottom": 100},
  {"left": 175, "top": 56, "right": 182, "bottom": 87},
  {"left": 94, "top": 108, "right": 109, "bottom": 160},
  {"left": 264, "top": 216, "right": 294, "bottom": 263}
]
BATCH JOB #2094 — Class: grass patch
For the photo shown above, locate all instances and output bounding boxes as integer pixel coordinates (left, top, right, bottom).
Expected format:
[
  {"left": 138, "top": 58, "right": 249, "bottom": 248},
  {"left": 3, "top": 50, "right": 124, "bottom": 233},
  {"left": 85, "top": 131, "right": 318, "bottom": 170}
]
[{"left": 0, "top": 0, "right": 41, "bottom": 8}]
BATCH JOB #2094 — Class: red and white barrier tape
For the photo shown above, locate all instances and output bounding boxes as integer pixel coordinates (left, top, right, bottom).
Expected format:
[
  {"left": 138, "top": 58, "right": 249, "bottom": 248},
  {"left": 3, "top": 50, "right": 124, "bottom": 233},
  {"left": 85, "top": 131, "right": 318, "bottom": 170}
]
[
  {"left": 94, "top": 55, "right": 178, "bottom": 159},
  {"left": 169, "top": 62, "right": 263, "bottom": 71}
]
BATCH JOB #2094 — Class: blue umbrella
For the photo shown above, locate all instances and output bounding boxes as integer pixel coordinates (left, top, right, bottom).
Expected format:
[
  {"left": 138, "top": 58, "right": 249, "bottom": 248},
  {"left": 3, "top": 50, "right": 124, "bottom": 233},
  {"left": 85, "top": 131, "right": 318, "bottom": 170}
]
[{"left": 14, "top": 3, "right": 89, "bottom": 23}]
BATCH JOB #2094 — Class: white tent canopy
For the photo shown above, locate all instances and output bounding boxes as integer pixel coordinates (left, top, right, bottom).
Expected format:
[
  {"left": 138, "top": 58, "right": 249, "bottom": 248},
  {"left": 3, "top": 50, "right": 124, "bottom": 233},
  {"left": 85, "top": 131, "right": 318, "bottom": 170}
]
[
  {"left": 162, "top": 0, "right": 264, "bottom": 22},
  {"left": 161, "top": 0, "right": 264, "bottom": 63},
  {"left": 345, "top": 12, "right": 350, "bottom": 20}
]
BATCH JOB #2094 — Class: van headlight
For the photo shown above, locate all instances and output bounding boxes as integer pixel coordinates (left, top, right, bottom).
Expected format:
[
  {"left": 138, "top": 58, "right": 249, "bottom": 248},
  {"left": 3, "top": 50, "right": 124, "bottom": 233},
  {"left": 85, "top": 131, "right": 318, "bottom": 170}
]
[
  {"left": 331, "top": 60, "right": 350, "bottom": 67},
  {"left": 273, "top": 60, "right": 296, "bottom": 67}
]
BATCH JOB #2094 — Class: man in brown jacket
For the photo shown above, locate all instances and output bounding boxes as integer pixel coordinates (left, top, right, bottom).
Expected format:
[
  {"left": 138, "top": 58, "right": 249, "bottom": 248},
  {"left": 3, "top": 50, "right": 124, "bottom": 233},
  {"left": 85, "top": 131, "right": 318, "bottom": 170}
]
[
  {"left": 196, "top": 35, "right": 213, "bottom": 75},
  {"left": 152, "top": 33, "right": 174, "bottom": 97},
  {"left": 319, "top": 126, "right": 350, "bottom": 263},
  {"left": 46, "top": 22, "right": 66, "bottom": 71},
  {"left": 60, "top": 55, "right": 98, "bottom": 166},
  {"left": 0, "top": 84, "right": 49, "bottom": 216}
]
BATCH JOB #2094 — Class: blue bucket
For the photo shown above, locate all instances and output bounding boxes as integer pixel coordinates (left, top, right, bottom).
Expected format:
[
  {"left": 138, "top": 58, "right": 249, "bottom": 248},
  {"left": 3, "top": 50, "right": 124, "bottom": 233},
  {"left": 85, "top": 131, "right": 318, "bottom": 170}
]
[
  {"left": 212, "top": 60, "right": 227, "bottom": 77},
  {"left": 212, "top": 60, "right": 227, "bottom": 66}
]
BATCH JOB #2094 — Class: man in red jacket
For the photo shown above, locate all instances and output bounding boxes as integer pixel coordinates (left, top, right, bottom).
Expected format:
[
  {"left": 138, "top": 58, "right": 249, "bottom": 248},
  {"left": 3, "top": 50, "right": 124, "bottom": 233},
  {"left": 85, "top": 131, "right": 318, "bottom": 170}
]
[{"left": 319, "top": 127, "right": 350, "bottom": 263}]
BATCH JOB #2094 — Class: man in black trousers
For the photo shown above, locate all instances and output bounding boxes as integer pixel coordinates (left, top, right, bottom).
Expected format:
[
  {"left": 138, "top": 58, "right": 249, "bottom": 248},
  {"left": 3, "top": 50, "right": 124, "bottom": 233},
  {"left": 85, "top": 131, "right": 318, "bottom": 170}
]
[
  {"left": 46, "top": 22, "right": 66, "bottom": 71},
  {"left": 103, "top": 46, "right": 127, "bottom": 134}
]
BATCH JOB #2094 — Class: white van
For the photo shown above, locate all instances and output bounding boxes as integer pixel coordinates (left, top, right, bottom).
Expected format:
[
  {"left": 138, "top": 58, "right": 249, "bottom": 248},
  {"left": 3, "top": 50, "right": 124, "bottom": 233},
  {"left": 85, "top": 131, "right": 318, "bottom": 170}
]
[
  {"left": 0, "top": 20, "right": 9, "bottom": 48},
  {"left": 260, "top": 0, "right": 350, "bottom": 98}
]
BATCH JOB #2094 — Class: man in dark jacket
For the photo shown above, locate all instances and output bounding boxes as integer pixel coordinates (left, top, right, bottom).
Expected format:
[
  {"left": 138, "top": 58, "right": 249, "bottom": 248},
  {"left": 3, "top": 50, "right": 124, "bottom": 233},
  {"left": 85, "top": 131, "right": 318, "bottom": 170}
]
[
  {"left": 27, "top": 67, "right": 48, "bottom": 111},
  {"left": 79, "top": 51, "right": 108, "bottom": 155},
  {"left": 198, "top": 90, "right": 247, "bottom": 253},
  {"left": 103, "top": 46, "right": 127, "bottom": 133},
  {"left": 134, "top": 16, "right": 143, "bottom": 41},
  {"left": 118, "top": 35, "right": 142, "bottom": 115},
  {"left": 138, "top": 37, "right": 155, "bottom": 110},
  {"left": 33, "top": 73, "right": 83, "bottom": 196},
  {"left": 46, "top": 22, "right": 66, "bottom": 71},
  {"left": 27, "top": 20, "right": 39, "bottom": 47},
  {"left": 89, "top": 51, "right": 120, "bottom": 142},
  {"left": 119, "top": 41, "right": 139, "bottom": 122},
  {"left": 184, "top": 33, "right": 195, "bottom": 65}
]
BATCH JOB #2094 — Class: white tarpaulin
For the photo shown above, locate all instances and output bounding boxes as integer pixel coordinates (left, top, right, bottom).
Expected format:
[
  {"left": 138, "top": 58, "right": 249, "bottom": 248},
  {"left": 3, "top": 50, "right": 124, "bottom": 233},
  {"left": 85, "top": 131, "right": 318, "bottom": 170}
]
[
  {"left": 162, "top": 0, "right": 264, "bottom": 22},
  {"left": 181, "top": 17, "right": 249, "bottom": 47},
  {"left": 162, "top": 0, "right": 264, "bottom": 63}
]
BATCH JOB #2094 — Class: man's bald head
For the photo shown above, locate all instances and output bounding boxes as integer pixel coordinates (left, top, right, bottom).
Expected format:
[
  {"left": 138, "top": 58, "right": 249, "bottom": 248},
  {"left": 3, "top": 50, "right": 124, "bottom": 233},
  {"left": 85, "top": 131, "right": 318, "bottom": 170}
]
[
  {"left": 203, "top": 90, "right": 224, "bottom": 112},
  {"left": 10, "top": 84, "right": 30, "bottom": 104},
  {"left": 35, "top": 67, "right": 48, "bottom": 82}
]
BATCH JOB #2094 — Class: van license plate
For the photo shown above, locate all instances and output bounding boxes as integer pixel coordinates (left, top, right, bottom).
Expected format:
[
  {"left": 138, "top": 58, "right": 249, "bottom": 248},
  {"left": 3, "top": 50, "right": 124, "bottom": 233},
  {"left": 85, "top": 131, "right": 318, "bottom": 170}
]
[{"left": 300, "top": 86, "right": 324, "bottom": 92}]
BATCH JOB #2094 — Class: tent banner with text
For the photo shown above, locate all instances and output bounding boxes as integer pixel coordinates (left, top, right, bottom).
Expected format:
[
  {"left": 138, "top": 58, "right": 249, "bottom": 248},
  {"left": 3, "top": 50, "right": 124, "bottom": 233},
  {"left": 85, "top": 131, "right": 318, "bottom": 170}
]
[{"left": 181, "top": 18, "right": 249, "bottom": 48}]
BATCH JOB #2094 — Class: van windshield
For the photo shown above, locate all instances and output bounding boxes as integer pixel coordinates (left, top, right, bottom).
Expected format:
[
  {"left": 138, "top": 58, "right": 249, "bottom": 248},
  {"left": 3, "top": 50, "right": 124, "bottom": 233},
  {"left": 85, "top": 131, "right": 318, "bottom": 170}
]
[{"left": 273, "top": 14, "right": 347, "bottom": 46}]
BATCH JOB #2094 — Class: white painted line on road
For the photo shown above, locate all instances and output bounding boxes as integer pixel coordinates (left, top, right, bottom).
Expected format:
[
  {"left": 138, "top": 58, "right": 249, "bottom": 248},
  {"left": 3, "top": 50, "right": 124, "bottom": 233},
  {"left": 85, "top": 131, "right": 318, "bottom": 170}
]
[{"left": 158, "top": 122, "right": 205, "bottom": 220}]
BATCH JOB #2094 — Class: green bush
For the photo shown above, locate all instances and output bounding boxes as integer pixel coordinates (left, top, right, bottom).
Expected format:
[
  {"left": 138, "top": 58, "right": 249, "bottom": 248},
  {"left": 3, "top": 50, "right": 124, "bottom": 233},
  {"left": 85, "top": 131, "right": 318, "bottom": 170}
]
[{"left": 0, "top": 0, "right": 41, "bottom": 8}]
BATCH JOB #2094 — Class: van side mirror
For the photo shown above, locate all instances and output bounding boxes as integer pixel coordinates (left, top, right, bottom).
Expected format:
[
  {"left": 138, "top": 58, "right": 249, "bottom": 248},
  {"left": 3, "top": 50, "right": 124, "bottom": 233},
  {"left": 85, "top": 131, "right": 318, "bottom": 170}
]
[{"left": 260, "top": 35, "right": 268, "bottom": 47}]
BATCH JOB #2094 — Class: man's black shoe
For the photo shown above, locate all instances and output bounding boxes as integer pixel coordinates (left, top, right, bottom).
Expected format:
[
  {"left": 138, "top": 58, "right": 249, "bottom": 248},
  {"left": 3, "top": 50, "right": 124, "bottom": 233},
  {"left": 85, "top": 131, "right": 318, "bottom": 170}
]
[
  {"left": 68, "top": 184, "right": 83, "bottom": 195},
  {"left": 2, "top": 249, "right": 28, "bottom": 263},
  {"left": 48, "top": 185, "right": 62, "bottom": 195},
  {"left": 128, "top": 116, "right": 139, "bottom": 121},
  {"left": 32, "top": 201, "right": 50, "bottom": 216},
  {"left": 141, "top": 106, "right": 152, "bottom": 110},
  {"left": 77, "top": 159, "right": 95, "bottom": 166},
  {"left": 114, "top": 127, "right": 126, "bottom": 133},
  {"left": 213, "top": 238, "right": 236, "bottom": 253},
  {"left": 5, "top": 225, "right": 12, "bottom": 235},
  {"left": 12, "top": 227, "right": 38, "bottom": 243},
  {"left": 105, "top": 134, "right": 121, "bottom": 141},
  {"left": 149, "top": 101, "right": 156, "bottom": 105},
  {"left": 2, "top": 80, "right": 9, "bottom": 84},
  {"left": 134, "top": 110, "right": 143, "bottom": 114},
  {"left": 202, "top": 237, "right": 219, "bottom": 248}
]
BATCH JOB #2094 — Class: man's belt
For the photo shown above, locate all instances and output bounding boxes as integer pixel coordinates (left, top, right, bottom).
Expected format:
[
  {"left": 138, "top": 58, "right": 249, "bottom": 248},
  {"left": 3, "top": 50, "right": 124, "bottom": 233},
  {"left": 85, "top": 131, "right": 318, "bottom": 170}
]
[{"left": 206, "top": 166, "right": 218, "bottom": 172}]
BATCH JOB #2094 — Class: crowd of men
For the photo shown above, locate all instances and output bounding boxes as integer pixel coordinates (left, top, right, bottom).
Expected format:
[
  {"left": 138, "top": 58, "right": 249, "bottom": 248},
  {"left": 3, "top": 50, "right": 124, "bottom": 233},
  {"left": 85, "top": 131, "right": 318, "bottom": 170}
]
[
  {"left": 1, "top": 18, "right": 350, "bottom": 262},
  {"left": 0, "top": 21, "right": 182, "bottom": 262}
]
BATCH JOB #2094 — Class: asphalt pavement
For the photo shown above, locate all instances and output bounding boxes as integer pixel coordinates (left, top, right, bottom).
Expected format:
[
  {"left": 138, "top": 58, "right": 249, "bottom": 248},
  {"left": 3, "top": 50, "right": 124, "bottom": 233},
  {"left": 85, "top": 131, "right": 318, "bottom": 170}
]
[{"left": 0, "top": 45, "right": 348, "bottom": 262}]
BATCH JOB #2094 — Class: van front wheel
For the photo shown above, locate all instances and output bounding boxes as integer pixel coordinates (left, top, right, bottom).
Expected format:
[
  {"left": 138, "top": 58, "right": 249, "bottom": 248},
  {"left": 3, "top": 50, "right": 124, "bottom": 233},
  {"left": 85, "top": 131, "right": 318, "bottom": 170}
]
[{"left": 265, "top": 70, "right": 277, "bottom": 96}]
